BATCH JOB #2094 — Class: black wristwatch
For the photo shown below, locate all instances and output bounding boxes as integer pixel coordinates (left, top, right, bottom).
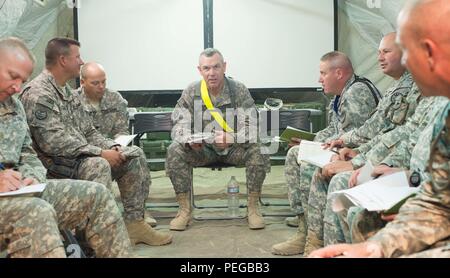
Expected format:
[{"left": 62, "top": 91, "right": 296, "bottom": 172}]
[{"left": 409, "top": 171, "right": 421, "bottom": 187}]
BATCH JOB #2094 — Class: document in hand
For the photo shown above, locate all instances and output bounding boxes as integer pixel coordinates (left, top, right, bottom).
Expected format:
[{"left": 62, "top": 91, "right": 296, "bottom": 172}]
[
  {"left": 356, "top": 161, "right": 375, "bottom": 185},
  {"left": 330, "top": 171, "right": 420, "bottom": 214},
  {"left": 296, "top": 140, "right": 334, "bottom": 168},
  {"left": 0, "top": 183, "right": 46, "bottom": 197},
  {"left": 187, "top": 133, "right": 214, "bottom": 144},
  {"left": 280, "top": 126, "right": 316, "bottom": 142},
  {"left": 114, "top": 134, "right": 137, "bottom": 146}
]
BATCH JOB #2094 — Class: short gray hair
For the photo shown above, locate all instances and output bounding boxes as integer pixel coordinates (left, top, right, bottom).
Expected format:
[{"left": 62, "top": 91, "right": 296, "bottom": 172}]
[
  {"left": 0, "top": 37, "right": 36, "bottom": 64},
  {"left": 199, "top": 48, "right": 224, "bottom": 63}
]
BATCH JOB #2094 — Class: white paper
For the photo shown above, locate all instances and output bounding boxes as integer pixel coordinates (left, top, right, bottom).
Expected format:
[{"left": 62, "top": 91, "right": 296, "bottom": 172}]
[
  {"left": 187, "top": 133, "right": 214, "bottom": 144},
  {"left": 356, "top": 161, "right": 375, "bottom": 185},
  {"left": 114, "top": 134, "right": 137, "bottom": 146},
  {"left": 297, "top": 140, "right": 334, "bottom": 168},
  {"left": 0, "top": 183, "right": 46, "bottom": 197},
  {"left": 330, "top": 172, "right": 419, "bottom": 212}
]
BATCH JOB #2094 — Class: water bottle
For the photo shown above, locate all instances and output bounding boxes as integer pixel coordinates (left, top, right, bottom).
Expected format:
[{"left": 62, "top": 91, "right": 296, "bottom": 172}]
[{"left": 227, "top": 176, "right": 240, "bottom": 217}]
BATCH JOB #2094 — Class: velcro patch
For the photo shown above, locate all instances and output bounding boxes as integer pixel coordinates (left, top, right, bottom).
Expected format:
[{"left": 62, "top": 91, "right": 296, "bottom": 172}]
[{"left": 35, "top": 110, "right": 48, "bottom": 120}]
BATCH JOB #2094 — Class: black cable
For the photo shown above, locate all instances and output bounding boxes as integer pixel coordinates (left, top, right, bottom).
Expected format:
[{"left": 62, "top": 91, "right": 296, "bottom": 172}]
[{"left": 0, "top": 0, "right": 7, "bottom": 11}]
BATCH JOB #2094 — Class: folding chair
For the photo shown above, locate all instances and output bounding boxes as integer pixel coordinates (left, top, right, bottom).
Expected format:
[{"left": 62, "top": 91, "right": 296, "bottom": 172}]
[{"left": 133, "top": 112, "right": 179, "bottom": 211}]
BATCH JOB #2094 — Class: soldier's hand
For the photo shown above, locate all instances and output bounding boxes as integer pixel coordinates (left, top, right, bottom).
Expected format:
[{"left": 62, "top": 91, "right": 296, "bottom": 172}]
[
  {"left": 288, "top": 137, "right": 301, "bottom": 148},
  {"left": 214, "top": 131, "right": 234, "bottom": 150},
  {"left": 22, "top": 177, "right": 38, "bottom": 186},
  {"left": 322, "top": 161, "right": 353, "bottom": 178},
  {"left": 326, "top": 139, "right": 344, "bottom": 150},
  {"left": 348, "top": 168, "right": 362, "bottom": 188},
  {"left": 101, "top": 150, "right": 126, "bottom": 168},
  {"left": 0, "top": 169, "right": 23, "bottom": 193},
  {"left": 309, "top": 242, "right": 383, "bottom": 258},
  {"left": 380, "top": 213, "right": 397, "bottom": 222},
  {"left": 339, "top": 148, "right": 358, "bottom": 161},
  {"left": 189, "top": 143, "right": 204, "bottom": 151},
  {"left": 372, "top": 165, "right": 401, "bottom": 178},
  {"left": 330, "top": 154, "right": 340, "bottom": 162}
]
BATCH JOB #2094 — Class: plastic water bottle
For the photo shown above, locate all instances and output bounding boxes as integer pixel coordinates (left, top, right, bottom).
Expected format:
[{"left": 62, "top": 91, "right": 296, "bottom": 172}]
[{"left": 227, "top": 176, "right": 240, "bottom": 217}]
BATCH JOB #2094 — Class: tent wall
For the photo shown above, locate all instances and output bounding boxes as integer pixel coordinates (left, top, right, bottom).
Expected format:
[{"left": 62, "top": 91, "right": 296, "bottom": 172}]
[{"left": 2, "top": 0, "right": 408, "bottom": 100}]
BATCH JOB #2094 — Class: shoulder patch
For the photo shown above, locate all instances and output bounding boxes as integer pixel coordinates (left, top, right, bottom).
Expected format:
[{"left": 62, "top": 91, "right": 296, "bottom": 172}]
[{"left": 35, "top": 110, "right": 48, "bottom": 120}]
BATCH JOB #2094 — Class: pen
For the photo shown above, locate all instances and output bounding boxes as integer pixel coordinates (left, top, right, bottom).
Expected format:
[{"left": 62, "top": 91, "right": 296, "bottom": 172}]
[{"left": 330, "top": 148, "right": 340, "bottom": 155}]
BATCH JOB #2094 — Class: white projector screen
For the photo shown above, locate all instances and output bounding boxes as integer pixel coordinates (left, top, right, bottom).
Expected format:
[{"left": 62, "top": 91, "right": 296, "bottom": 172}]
[
  {"left": 77, "top": 0, "right": 334, "bottom": 91},
  {"left": 214, "top": 0, "right": 334, "bottom": 89},
  {"left": 77, "top": 0, "right": 204, "bottom": 91}
]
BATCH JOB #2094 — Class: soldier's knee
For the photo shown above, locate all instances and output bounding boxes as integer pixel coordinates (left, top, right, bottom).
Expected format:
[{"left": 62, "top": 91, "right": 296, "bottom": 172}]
[
  {"left": 90, "top": 182, "right": 115, "bottom": 202},
  {"left": 28, "top": 198, "right": 57, "bottom": 220},
  {"left": 287, "top": 145, "right": 299, "bottom": 159},
  {"left": 166, "top": 142, "right": 188, "bottom": 162},
  {"left": 96, "top": 157, "right": 112, "bottom": 173}
]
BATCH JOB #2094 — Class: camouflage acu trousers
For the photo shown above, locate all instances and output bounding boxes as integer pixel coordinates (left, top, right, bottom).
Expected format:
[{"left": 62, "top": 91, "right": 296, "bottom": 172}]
[
  {"left": 0, "top": 180, "right": 132, "bottom": 258},
  {"left": 306, "top": 168, "right": 333, "bottom": 241},
  {"left": 77, "top": 146, "right": 150, "bottom": 221},
  {"left": 285, "top": 146, "right": 318, "bottom": 215},
  {"left": 323, "top": 171, "right": 353, "bottom": 245},
  {"left": 401, "top": 244, "right": 450, "bottom": 258},
  {"left": 166, "top": 142, "right": 269, "bottom": 193}
]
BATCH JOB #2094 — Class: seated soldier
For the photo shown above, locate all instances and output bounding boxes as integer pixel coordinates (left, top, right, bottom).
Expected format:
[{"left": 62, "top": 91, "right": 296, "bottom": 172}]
[
  {"left": 166, "top": 48, "right": 270, "bottom": 231},
  {"left": 0, "top": 37, "right": 132, "bottom": 258},
  {"left": 19, "top": 37, "right": 172, "bottom": 247},
  {"left": 302, "top": 33, "right": 423, "bottom": 254},
  {"left": 310, "top": 0, "right": 450, "bottom": 258},
  {"left": 272, "top": 51, "right": 380, "bottom": 256},
  {"left": 78, "top": 62, "right": 156, "bottom": 227}
]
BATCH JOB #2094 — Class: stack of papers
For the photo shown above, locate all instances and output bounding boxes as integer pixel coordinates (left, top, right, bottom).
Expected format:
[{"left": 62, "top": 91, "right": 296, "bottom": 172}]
[
  {"left": 297, "top": 140, "right": 334, "bottom": 168},
  {"left": 330, "top": 172, "right": 419, "bottom": 214}
]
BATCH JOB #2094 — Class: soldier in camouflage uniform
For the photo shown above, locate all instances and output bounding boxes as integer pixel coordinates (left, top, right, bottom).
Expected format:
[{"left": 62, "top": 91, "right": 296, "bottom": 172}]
[
  {"left": 0, "top": 37, "right": 132, "bottom": 258},
  {"left": 324, "top": 96, "right": 448, "bottom": 245},
  {"left": 304, "top": 34, "right": 422, "bottom": 254},
  {"left": 166, "top": 48, "right": 270, "bottom": 231},
  {"left": 309, "top": 0, "right": 450, "bottom": 258},
  {"left": 272, "top": 51, "right": 380, "bottom": 255},
  {"left": 78, "top": 62, "right": 157, "bottom": 227},
  {"left": 19, "top": 38, "right": 172, "bottom": 247}
]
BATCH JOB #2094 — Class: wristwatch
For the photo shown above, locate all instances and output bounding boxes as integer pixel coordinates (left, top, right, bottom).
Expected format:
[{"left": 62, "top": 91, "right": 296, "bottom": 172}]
[{"left": 409, "top": 171, "right": 421, "bottom": 187}]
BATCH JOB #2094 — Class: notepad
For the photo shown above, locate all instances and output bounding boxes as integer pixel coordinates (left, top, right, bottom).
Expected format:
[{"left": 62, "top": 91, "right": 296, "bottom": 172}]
[
  {"left": 279, "top": 126, "right": 316, "bottom": 142},
  {"left": 330, "top": 172, "right": 419, "bottom": 214},
  {"left": 297, "top": 140, "right": 334, "bottom": 168},
  {"left": 0, "top": 183, "right": 46, "bottom": 197},
  {"left": 114, "top": 134, "right": 137, "bottom": 146}
]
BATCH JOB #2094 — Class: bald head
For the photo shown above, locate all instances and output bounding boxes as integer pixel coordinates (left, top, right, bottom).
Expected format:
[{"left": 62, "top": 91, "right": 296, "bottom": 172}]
[
  {"left": 80, "top": 62, "right": 107, "bottom": 102},
  {"left": 80, "top": 62, "right": 106, "bottom": 80},
  {"left": 397, "top": 0, "right": 450, "bottom": 97},
  {"left": 378, "top": 32, "right": 405, "bottom": 79},
  {"left": 399, "top": 0, "right": 450, "bottom": 44}
]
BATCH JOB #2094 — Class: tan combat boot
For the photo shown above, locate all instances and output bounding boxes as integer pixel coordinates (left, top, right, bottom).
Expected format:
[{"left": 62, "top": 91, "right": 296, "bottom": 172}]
[
  {"left": 247, "top": 192, "right": 265, "bottom": 229},
  {"left": 285, "top": 215, "right": 299, "bottom": 227},
  {"left": 170, "top": 192, "right": 192, "bottom": 231},
  {"left": 272, "top": 214, "right": 306, "bottom": 255},
  {"left": 303, "top": 229, "right": 324, "bottom": 256},
  {"left": 144, "top": 210, "right": 157, "bottom": 227},
  {"left": 126, "top": 219, "right": 172, "bottom": 246}
]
